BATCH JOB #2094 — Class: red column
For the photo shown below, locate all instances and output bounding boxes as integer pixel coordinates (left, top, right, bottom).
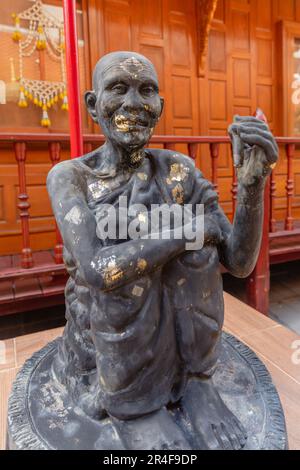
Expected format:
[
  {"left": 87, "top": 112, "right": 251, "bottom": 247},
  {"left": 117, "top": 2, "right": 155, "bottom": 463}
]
[
  {"left": 63, "top": 0, "right": 83, "bottom": 158},
  {"left": 246, "top": 179, "right": 270, "bottom": 315},
  {"left": 231, "top": 157, "right": 238, "bottom": 218},
  {"left": 269, "top": 169, "right": 277, "bottom": 233}
]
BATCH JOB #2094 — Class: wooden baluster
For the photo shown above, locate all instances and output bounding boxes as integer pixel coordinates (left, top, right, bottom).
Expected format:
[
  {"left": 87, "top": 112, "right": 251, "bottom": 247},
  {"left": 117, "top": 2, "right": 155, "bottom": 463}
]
[
  {"left": 209, "top": 142, "right": 219, "bottom": 194},
  {"left": 14, "top": 142, "right": 33, "bottom": 268},
  {"left": 285, "top": 143, "right": 295, "bottom": 231},
  {"left": 84, "top": 142, "right": 93, "bottom": 154},
  {"left": 187, "top": 142, "right": 197, "bottom": 161},
  {"left": 49, "top": 141, "right": 61, "bottom": 165},
  {"left": 49, "top": 142, "right": 63, "bottom": 264},
  {"left": 164, "top": 142, "right": 175, "bottom": 151},
  {"left": 269, "top": 168, "right": 277, "bottom": 232}
]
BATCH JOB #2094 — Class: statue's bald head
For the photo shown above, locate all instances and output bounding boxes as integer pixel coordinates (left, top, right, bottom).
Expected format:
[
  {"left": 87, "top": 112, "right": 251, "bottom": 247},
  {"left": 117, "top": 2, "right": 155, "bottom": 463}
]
[
  {"left": 85, "top": 51, "right": 163, "bottom": 156},
  {"left": 92, "top": 51, "right": 159, "bottom": 92}
]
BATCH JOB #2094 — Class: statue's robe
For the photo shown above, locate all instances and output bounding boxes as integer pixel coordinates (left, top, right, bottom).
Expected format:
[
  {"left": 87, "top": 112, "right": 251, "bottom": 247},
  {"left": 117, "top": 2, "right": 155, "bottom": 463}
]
[{"left": 54, "top": 149, "right": 225, "bottom": 419}]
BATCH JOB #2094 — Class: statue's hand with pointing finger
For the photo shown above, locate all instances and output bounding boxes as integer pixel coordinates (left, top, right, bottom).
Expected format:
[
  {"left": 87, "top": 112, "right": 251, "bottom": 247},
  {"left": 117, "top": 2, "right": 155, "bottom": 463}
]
[{"left": 228, "top": 111, "right": 278, "bottom": 193}]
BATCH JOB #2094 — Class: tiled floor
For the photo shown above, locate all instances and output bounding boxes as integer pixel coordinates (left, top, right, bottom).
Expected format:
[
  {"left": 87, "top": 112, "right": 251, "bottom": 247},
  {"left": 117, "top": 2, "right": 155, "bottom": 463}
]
[
  {"left": 224, "top": 260, "right": 300, "bottom": 335},
  {"left": 0, "top": 326, "right": 63, "bottom": 450},
  {"left": 0, "top": 292, "right": 299, "bottom": 450}
]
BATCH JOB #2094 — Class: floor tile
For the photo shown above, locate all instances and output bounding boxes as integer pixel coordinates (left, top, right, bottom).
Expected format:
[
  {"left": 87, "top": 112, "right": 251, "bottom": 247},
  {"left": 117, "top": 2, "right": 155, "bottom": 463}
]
[
  {"left": 15, "top": 327, "right": 63, "bottom": 367},
  {"left": 242, "top": 326, "right": 300, "bottom": 384},
  {"left": 269, "top": 281, "right": 298, "bottom": 303},
  {"left": 0, "top": 339, "right": 16, "bottom": 372},
  {"left": 270, "top": 298, "right": 300, "bottom": 335},
  {"left": 255, "top": 353, "right": 300, "bottom": 450},
  {"left": 0, "top": 367, "right": 19, "bottom": 450},
  {"left": 224, "top": 292, "right": 278, "bottom": 338}
]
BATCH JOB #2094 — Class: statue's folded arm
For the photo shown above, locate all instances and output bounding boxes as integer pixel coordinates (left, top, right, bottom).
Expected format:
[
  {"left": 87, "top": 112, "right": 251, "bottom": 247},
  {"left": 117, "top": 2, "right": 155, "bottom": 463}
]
[{"left": 47, "top": 160, "right": 196, "bottom": 291}]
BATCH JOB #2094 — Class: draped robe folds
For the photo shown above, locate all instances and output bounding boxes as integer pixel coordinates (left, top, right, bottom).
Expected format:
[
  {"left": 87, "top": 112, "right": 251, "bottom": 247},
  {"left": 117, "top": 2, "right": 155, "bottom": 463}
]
[{"left": 52, "top": 150, "right": 225, "bottom": 419}]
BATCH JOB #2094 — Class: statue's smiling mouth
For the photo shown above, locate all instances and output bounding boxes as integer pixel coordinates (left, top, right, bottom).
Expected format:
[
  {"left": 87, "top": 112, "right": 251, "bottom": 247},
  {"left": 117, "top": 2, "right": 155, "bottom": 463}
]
[{"left": 114, "top": 114, "right": 149, "bottom": 132}]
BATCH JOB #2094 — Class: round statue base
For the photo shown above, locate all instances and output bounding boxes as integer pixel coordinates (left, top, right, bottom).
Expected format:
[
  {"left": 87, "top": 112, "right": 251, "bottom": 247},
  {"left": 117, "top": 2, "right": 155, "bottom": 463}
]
[{"left": 7, "top": 332, "right": 288, "bottom": 450}]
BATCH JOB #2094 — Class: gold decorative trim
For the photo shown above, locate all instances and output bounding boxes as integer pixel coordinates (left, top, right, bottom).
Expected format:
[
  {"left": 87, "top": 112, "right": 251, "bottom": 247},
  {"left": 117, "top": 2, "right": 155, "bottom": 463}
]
[{"left": 197, "top": 0, "right": 219, "bottom": 76}]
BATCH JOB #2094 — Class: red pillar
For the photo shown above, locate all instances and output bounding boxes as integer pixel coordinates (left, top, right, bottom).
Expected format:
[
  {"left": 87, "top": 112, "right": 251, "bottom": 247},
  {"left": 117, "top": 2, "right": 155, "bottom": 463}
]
[
  {"left": 246, "top": 179, "right": 270, "bottom": 315},
  {"left": 246, "top": 108, "right": 270, "bottom": 315},
  {"left": 63, "top": 0, "right": 83, "bottom": 159}
]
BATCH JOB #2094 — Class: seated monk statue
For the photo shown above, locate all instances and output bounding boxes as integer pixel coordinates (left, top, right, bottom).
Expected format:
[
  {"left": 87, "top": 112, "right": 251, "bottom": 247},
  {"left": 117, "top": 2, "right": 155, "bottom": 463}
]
[{"left": 46, "top": 51, "right": 278, "bottom": 450}]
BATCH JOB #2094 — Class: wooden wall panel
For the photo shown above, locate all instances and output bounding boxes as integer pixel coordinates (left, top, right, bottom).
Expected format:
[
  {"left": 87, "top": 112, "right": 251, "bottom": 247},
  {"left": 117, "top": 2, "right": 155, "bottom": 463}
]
[
  {"left": 169, "top": 16, "right": 191, "bottom": 69},
  {"left": 172, "top": 77, "right": 192, "bottom": 118},
  {"left": 257, "top": 39, "right": 273, "bottom": 78},
  {"left": 167, "top": 1, "right": 199, "bottom": 138},
  {"left": 233, "top": 105, "right": 252, "bottom": 116},
  {"left": 256, "top": 0, "right": 273, "bottom": 30},
  {"left": 233, "top": 59, "right": 251, "bottom": 99},
  {"left": 138, "top": 0, "right": 163, "bottom": 40},
  {"left": 26, "top": 185, "right": 53, "bottom": 219},
  {"left": 209, "top": 81, "right": 227, "bottom": 121},
  {"left": 274, "top": 0, "right": 295, "bottom": 21},
  {"left": 103, "top": 1, "right": 132, "bottom": 52},
  {"left": 232, "top": 9, "right": 250, "bottom": 51},
  {"left": 257, "top": 84, "right": 273, "bottom": 122},
  {"left": 209, "top": 30, "right": 226, "bottom": 72}
]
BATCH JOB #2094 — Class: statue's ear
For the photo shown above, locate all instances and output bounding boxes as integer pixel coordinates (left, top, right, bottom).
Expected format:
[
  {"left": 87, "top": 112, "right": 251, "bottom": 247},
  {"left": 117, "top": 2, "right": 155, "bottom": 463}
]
[
  {"left": 84, "top": 90, "right": 98, "bottom": 123},
  {"left": 159, "top": 96, "right": 164, "bottom": 117}
]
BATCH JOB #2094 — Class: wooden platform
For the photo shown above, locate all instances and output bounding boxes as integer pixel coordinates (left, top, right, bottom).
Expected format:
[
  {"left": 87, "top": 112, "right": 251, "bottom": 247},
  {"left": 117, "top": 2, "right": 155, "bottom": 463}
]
[
  {"left": 269, "top": 220, "right": 300, "bottom": 265},
  {"left": 0, "top": 292, "right": 299, "bottom": 450},
  {"left": 0, "top": 250, "right": 67, "bottom": 316}
]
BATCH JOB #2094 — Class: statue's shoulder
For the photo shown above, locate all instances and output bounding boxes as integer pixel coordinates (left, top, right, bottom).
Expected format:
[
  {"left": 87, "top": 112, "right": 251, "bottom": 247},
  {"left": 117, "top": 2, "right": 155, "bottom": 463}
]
[
  {"left": 46, "top": 156, "right": 87, "bottom": 195},
  {"left": 47, "top": 158, "right": 76, "bottom": 178},
  {"left": 146, "top": 148, "right": 197, "bottom": 177}
]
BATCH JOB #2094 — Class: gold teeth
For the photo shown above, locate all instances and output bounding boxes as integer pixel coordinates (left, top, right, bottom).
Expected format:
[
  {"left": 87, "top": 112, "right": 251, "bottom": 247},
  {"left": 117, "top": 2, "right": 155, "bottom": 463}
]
[
  {"left": 114, "top": 114, "right": 146, "bottom": 133},
  {"left": 115, "top": 115, "right": 130, "bottom": 132}
]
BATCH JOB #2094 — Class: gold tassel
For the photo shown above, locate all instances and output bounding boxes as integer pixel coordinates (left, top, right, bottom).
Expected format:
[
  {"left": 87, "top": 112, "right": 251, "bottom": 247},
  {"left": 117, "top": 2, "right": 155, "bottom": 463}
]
[
  {"left": 61, "top": 92, "right": 68, "bottom": 111},
  {"left": 36, "top": 24, "right": 46, "bottom": 50},
  {"left": 41, "top": 105, "right": 51, "bottom": 127},
  {"left": 12, "top": 14, "right": 22, "bottom": 42},
  {"left": 18, "top": 86, "right": 27, "bottom": 108}
]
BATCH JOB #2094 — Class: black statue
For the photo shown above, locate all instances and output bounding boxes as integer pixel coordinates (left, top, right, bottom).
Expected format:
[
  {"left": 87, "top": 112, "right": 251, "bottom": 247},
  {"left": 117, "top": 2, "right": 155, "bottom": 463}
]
[{"left": 7, "top": 51, "right": 287, "bottom": 451}]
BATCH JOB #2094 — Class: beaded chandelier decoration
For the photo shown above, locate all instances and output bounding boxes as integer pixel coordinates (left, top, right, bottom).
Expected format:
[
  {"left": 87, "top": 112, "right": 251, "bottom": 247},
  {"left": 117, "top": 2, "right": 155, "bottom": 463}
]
[{"left": 12, "top": 0, "right": 68, "bottom": 127}]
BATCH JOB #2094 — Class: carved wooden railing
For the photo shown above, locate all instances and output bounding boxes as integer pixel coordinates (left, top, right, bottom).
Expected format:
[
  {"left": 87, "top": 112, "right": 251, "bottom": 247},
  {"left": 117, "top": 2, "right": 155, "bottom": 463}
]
[{"left": 0, "top": 133, "right": 300, "bottom": 315}]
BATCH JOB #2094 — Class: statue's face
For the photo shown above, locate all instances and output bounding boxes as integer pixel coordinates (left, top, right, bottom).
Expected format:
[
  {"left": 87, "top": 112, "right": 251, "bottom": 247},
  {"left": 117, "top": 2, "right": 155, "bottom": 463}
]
[{"left": 87, "top": 55, "right": 163, "bottom": 153}]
